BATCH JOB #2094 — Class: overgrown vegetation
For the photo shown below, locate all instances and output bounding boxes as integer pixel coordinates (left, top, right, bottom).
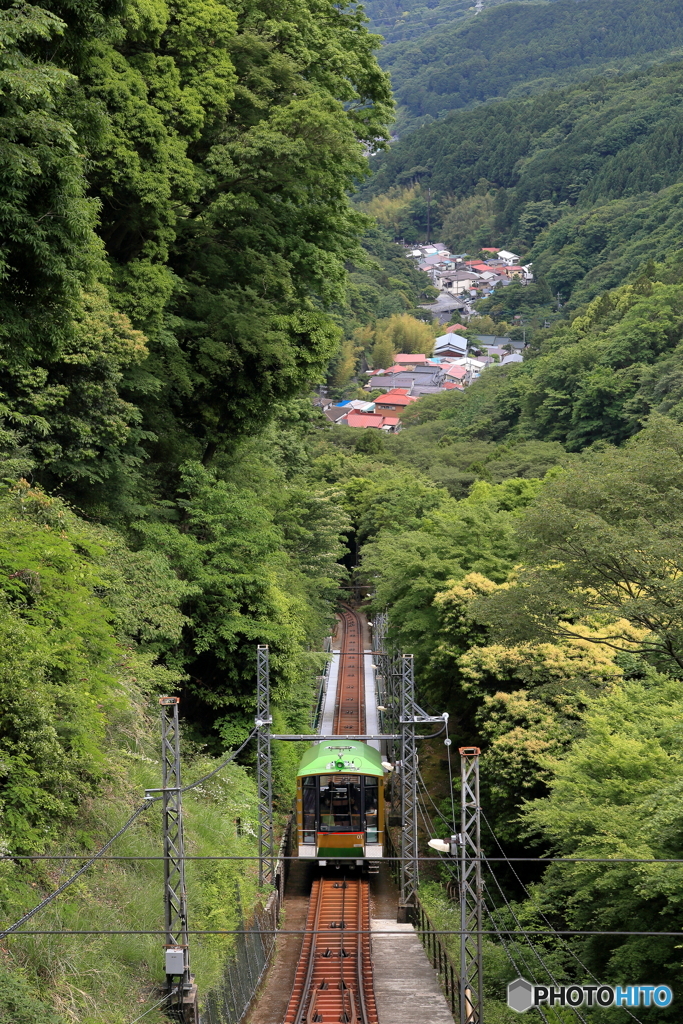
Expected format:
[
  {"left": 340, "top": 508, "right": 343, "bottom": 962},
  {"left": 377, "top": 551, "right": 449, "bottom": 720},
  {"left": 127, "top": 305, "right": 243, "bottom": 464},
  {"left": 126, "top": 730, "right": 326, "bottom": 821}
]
[
  {"left": 6, "top": 0, "right": 683, "bottom": 1017},
  {"left": 0, "top": 0, "right": 390, "bottom": 1017}
]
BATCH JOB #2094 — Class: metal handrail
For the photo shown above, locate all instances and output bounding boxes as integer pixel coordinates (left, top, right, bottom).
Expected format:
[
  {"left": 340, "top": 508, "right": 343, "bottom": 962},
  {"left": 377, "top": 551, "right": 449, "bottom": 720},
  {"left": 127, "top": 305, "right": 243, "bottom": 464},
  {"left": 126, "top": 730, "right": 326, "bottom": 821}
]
[
  {"left": 415, "top": 899, "right": 459, "bottom": 1017},
  {"left": 384, "top": 822, "right": 459, "bottom": 1016}
]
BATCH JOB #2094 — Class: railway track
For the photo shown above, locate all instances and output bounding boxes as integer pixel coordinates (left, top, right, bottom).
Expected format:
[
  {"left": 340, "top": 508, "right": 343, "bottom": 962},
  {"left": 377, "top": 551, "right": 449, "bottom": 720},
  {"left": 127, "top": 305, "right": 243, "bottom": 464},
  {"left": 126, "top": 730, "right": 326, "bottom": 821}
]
[
  {"left": 285, "top": 606, "right": 377, "bottom": 1024},
  {"left": 333, "top": 605, "right": 365, "bottom": 736},
  {"left": 283, "top": 877, "right": 378, "bottom": 1024}
]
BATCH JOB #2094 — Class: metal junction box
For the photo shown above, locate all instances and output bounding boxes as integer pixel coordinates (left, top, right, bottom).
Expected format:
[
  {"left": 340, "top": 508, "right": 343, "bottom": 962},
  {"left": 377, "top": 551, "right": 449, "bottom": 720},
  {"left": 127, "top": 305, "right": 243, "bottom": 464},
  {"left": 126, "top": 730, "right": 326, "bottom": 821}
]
[{"left": 165, "top": 947, "right": 185, "bottom": 976}]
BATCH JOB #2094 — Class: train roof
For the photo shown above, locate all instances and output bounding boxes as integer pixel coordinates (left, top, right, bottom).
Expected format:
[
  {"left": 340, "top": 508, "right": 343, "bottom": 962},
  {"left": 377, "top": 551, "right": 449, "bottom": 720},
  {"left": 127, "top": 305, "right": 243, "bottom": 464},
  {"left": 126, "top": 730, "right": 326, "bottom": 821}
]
[{"left": 297, "top": 740, "right": 385, "bottom": 778}]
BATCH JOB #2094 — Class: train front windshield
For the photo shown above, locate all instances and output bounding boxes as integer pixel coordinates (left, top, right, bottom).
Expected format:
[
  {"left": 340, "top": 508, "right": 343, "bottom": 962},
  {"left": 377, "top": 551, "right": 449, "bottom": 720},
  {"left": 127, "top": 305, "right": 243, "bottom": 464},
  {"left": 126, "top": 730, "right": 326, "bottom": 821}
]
[{"left": 302, "top": 774, "right": 379, "bottom": 843}]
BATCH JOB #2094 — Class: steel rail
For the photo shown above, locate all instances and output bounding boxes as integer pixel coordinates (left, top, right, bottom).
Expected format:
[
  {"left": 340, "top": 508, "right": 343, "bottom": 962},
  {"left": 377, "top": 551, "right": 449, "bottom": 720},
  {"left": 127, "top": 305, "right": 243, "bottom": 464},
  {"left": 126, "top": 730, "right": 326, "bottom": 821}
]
[{"left": 283, "top": 606, "right": 378, "bottom": 1024}]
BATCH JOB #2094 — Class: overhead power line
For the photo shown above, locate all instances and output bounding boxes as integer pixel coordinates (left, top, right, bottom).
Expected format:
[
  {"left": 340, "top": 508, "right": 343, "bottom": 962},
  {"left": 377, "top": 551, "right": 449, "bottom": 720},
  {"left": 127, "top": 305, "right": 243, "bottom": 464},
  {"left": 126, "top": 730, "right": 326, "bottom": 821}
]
[
  {"left": 0, "top": 802, "right": 152, "bottom": 941},
  {"left": 3, "top": 854, "right": 680, "bottom": 863},
  {"left": 483, "top": 903, "right": 551, "bottom": 1024},
  {"left": 0, "top": 728, "right": 258, "bottom": 941},
  {"left": 5, "top": 929, "right": 683, "bottom": 937},
  {"left": 126, "top": 991, "right": 173, "bottom": 1024},
  {"left": 480, "top": 811, "right": 643, "bottom": 1024},
  {"left": 484, "top": 867, "right": 588, "bottom": 1024}
]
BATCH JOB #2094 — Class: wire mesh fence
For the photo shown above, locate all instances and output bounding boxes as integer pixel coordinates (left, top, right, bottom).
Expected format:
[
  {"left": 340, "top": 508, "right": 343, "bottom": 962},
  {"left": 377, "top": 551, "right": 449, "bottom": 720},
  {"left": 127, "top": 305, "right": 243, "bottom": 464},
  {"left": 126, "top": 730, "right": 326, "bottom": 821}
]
[
  {"left": 201, "top": 901, "right": 277, "bottom": 1024},
  {"left": 311, "top": 636, "right": 333, "bottom": 730},
  {"left": 201, "top": 821, "right": 290, "bottom": 1024}
]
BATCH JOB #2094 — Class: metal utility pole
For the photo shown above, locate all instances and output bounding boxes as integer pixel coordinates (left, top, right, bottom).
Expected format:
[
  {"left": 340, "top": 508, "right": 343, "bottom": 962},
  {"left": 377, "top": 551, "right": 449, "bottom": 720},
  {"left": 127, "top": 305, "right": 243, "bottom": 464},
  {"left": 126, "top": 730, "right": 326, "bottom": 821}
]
[
  {"left": 427, "top": 187, "right": 432, "bottom": 245},
  {"left": 157, "top": 696, "right": 198, "bottom": 1023},
  {"left": 398, "top": 655, "right": 445, "bottom": 922},
  {"left": 459, "top": 746, "right": 483, "bottom": 1024},
  {"left": 256, "top": 645, "right": 275, "bottom": 888},
  {"left": 399, "top": 654, "right": 419, "bottom": 919}
]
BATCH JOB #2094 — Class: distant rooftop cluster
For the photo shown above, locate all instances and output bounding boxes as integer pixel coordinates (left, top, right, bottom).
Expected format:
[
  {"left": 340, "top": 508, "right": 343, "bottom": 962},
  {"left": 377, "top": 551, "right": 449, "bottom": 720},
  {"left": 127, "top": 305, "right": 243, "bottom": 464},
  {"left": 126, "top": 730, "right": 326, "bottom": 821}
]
[
  {"left": 408, "top": 242, "right": 533, "bottom": 324},
  {"left": 315, "top": 331, "right": 525, "bottom": 432},
  {"left": 313, "top": 240, "right": 530, "bottom": 433}
]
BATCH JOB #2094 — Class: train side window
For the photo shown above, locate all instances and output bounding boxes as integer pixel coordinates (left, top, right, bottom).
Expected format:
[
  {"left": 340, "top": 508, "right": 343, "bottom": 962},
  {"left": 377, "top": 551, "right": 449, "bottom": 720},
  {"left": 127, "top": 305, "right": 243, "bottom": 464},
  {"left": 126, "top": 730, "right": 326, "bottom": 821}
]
[
  {"left": 364, "top": 776, "right": 378, "bottom": 842},
  {"left": 303, "top": 777, "right": 316, "bottom": 843}
]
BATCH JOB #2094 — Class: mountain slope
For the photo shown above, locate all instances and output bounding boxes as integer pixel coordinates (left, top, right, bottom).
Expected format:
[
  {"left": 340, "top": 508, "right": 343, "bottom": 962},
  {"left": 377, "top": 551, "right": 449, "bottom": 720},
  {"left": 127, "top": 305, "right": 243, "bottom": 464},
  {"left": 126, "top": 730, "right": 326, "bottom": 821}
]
[
  {"left": 372, "top": 0, "right": 683, "bottom": 132},
  {"left": 363, "top": 60, "right": 683, "bottom": 306}
]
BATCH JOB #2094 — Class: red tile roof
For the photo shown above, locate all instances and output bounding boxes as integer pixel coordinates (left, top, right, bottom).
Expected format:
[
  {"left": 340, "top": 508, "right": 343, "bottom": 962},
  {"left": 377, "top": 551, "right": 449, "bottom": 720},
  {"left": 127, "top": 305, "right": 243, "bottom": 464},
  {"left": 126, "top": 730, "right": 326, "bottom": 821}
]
[
  {"left": 394, "top": 353, "right": 428, "bottom": 364},
  {"left": 443, "top": 381, "right": 465, "bottom": 390},
  {"left": 481, "top": 247, "right": 499, "bottom": 253},
  {"left": 445, "top": 324, "right": 467, "bottom": 333},
  {"left": 375, "top": 394, "right": 416, "bottom": 407},
  {"left": 346, "top": 412, "right": 399, "bottom": 429},
  {"left": 443, "top": 365, "right": 467, "bottom": 379}
]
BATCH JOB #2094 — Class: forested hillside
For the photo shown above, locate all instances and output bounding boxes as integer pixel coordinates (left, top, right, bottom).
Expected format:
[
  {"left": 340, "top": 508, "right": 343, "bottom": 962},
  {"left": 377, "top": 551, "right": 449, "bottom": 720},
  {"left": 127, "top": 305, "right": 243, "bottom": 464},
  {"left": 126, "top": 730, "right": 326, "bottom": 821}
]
[
  {"left": 364, "top": 59, "right": 683, "bottom": 312},
  {"left": 5, "top": 0, "right": 683, "bottom": 1018},
  {"left": 371, "top": 0, "right": 683, "bottom": 133},
  {"left": 0, "top": 0, "right": 393, "bottom": 1018}
]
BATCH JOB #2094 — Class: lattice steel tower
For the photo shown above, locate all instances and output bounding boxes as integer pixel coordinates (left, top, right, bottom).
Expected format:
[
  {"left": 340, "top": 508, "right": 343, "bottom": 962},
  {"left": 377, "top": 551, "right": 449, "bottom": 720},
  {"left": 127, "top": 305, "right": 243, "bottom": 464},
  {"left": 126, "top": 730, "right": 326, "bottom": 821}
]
[
  {"left": 398, "top": 654, "right": 445, "bottom": 920},
  {"left": 459, "top": 746, "right": 483, "bottom": 1024},
  {"left": 158, "top": 696, "right": 198, "bottom": 1023},
  {"left": 256, "top": 644, "right": 275, "bottom": 887}
]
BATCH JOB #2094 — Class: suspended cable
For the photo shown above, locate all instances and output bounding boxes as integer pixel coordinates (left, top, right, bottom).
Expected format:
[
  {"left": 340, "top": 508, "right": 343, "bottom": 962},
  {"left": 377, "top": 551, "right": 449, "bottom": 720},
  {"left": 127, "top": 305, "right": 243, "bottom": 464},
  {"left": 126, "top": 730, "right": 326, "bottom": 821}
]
[
  {"left": 444, "top": 715, "right": 456, "bottom": 833},
  {"left": 417, "top": 766, "right": 454, "bottom": 832},
  {"left": 481, "top": 810, "right": 643, "bottom": 1024},
  {"left": 125, "top": 991, "right": 173, "bottom": 1024},
  {"left": 4, "top": 928, "right": 683, "bottom": 937},
  {"left": 484, "top": 881, "right": 557, "bottom": 1009},
  {"left": 2, "top": 855, "right": 682, "bottom": 863},
  {"left": 1, "top": 729, "right": 258, "bottom": 940},
  {"left": 171, "top": 726, "right": 258, "bottom": 796},
  {"left": 0, "top": 802, "right": 151, "bottom": 941},
  {"left": 485, "top": 863, "right": 588, "bottom": 1024},
  {"left": 483, "top": 903, "right": 550, "bottom": 1024}
]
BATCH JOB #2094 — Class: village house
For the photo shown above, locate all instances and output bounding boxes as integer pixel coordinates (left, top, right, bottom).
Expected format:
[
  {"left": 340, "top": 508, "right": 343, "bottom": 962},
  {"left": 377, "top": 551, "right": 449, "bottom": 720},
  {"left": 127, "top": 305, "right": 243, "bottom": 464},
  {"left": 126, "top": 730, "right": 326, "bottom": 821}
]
[
  {"left": 366, "top": 365, "right": 445, "bottom": 395},
  {"left": 344, "top": 411, "right": 401, "bottom": 432},
  {"left": 442, "top": 364, "right": 468, "bottom": 384},
  {"left": 495, "top": 249, "right": 520, "bottom": 265},
  {"left": 323, "top": 405, "right": 350, "bottom": 424},
  {"left": 394, "top": 353, "right": 429, "bottom": 364},
  {"left": 474, "top": 334, "right": 526, "bottom": 352},
  {"left": 419, "top": 294, "right": 470, "bottom": 324},
  {"left": 374, "top": 388, "right": 418, "bottom": 415},
  {"left": 472, "top": 344, "right": 510, "bottom": 362},
  {"left": 433, "top": 332, "right": 468, "bottom": 359},
  {"left": 434, "top": 270, "right": 482, "bottom": 295},
  {"left": 448, "top": 356, "right": 486, "bottom": 382}
]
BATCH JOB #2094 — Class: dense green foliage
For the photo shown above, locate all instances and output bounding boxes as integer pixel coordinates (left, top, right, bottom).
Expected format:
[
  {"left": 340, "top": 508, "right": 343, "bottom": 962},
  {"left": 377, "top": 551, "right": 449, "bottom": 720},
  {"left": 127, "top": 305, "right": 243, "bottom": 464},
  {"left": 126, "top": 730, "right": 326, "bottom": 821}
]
[
  {"left": 0, "top": 0, "right": 393, "bottom": 1017},
  {"left": 0, "top": 0, "right": 392, "bottom": 509},
  {"left": 0, "top": 482, "right": 263, "bottom": 1022},
  {"left": 7, "top": 0, "right": 683, "bottom": 1016}
]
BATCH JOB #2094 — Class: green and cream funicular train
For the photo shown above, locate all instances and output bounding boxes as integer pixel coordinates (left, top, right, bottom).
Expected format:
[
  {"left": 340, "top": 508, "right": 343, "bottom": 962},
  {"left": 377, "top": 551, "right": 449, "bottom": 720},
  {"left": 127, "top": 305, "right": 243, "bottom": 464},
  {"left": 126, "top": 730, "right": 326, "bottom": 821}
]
[{"left": 295, "top": 740, "right": 385, "bottom": 863}]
